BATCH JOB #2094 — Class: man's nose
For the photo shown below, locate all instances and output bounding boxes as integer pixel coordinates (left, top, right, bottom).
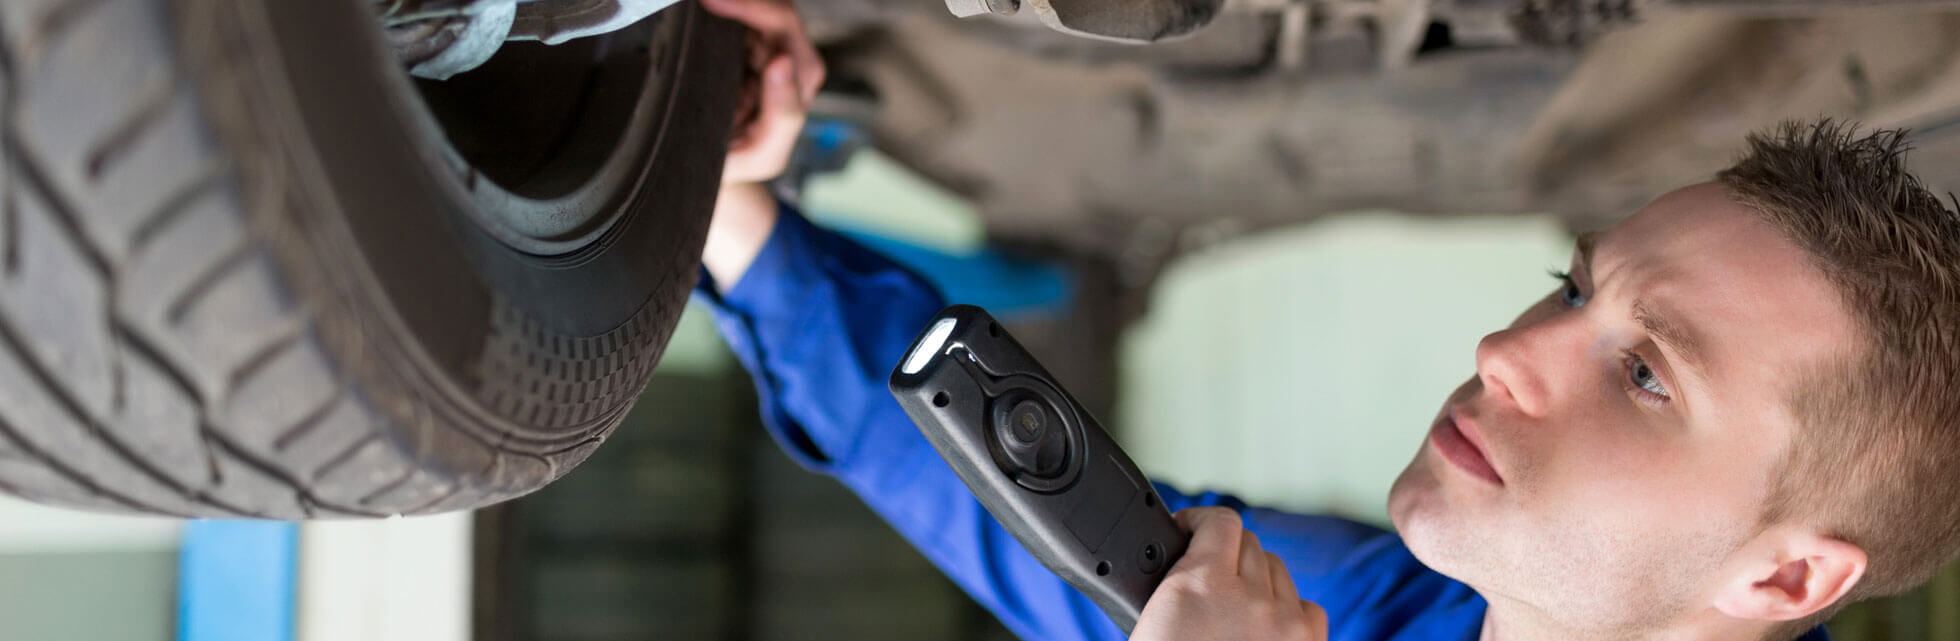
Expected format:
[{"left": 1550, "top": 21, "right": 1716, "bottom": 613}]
[{"left": 1474, "top": 326, "right": 1553, "bottom": 418}]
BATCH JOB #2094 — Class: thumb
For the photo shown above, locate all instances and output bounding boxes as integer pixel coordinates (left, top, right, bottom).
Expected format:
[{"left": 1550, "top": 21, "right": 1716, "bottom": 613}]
[{"left": 761, "top": 55, "right": 803, "bottom": 116}]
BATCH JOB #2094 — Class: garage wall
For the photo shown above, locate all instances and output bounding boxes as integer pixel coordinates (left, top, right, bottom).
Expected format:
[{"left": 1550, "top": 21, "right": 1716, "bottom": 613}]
[
  {"left": 0, "top": 496, "right": 181, "bottom": 641},
  {"left": 1119, "top": 212, "right": 1574, "bottom": 525}
]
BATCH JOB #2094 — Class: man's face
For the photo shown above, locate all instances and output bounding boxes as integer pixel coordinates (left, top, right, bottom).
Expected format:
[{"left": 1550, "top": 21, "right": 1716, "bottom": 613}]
[{"left": 1387, "top": 183, "right": 1860, "bottom": 632}]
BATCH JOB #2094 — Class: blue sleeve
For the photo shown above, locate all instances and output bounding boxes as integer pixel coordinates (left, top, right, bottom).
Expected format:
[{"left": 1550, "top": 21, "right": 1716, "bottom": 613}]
[
  {"left": 1155, "top": 489, "right": 1394, "bottom": 602},
  {"left": 695, "top": 204, "right": 1388, "bottom": 640}
]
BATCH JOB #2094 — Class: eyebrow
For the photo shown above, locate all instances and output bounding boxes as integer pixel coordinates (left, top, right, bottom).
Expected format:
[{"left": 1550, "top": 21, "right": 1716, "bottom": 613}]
[
  {"left": 1631, "top": 300, "right": 1708, "bottom": 379},
  {"left": 1574, "top": 232, "right": 1708, "bottom": 378},
  {"left": 1575, "top": 232, "right": 1599, "bottom": 272}
]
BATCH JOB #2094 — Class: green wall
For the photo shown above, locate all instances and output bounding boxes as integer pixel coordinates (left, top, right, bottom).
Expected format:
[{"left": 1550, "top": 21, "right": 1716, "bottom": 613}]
[
  {"left": 1120, "top": 212, "right": 1574, "bottom": 525},
  {"left": 0, "top": 550, "right": 177, "bottom": 641}
]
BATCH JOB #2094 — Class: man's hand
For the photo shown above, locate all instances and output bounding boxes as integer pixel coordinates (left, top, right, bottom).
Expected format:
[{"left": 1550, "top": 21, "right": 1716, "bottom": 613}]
[
  {"left": 1131, "top": 507, "right": 1331, "bottom": 641},
  {"left": 705, "top": 0, "right": 824, "bottom": 185},
  {"left": 699, "top": 0, "right": 824, "bottom": 290}
]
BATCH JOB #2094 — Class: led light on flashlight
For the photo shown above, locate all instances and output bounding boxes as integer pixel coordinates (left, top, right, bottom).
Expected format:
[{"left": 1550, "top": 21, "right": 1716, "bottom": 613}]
[{"left": 902, "top": 318, "right": 958, "bottom": 375}]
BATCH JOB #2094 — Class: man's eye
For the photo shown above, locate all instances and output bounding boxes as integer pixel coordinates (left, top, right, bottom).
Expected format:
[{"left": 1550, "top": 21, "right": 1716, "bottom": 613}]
[
  {"left": 1549, "top": 270, "right": 1588, "bottom": 308},
  {"left": 1624, "top": 353, "right": 1669, "bottom": 400}
]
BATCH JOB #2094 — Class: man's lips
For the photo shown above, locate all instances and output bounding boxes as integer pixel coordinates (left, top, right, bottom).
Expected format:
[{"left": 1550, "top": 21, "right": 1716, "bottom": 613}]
[{"left": 1429, "top": 407, "right": 1503, "bottom": 486}]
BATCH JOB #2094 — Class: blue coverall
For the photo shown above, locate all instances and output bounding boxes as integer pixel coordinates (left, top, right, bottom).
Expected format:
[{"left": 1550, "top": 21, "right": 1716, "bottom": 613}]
[{"left": 694, "top": 204, "right": 1832, "bottom": 641}]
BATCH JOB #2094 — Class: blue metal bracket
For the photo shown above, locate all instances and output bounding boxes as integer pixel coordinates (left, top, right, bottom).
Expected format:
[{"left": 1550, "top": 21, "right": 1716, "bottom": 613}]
[{"left": 178, "top": 521, "right": 297, "bottom": 641}]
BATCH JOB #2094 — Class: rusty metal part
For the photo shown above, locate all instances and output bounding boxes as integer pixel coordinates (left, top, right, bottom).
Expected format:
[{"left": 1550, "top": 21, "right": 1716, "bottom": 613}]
[
  {"left": 380, "top": 0, "right": 680, "bottom": 79},
  {"left": 1667, "top": 0, "right": 1960, "bottom": 12},
  {"left": 1510, "top": 0, "right": 1960, "bottom": 47},
  {"left": 509, "top": 0, "right": 686, "bottom": 44},
  {"left": 1027, "top": 0, "right": 1223, "bottom": 42},
  {"left": 1509, "top": 0, "right": 1638, "bottom": 47},
  {"left": 374, "top": 0, "right": 487, "bottom": 23},
  {"left": 946, "top": 0, "right": 1224, "bottom": 43},
  {"left": 813, "top": 3, "right": 1960, "bottom": 261},
  {"left": 946, "top": 0, "right": 1022, "bottom": 19},
  {"left": 389, "top": 1, "right": 519, "bottom": 79}
]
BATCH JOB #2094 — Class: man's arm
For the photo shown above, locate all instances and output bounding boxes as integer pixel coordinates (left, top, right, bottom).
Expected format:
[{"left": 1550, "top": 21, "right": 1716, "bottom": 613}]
[
  {"left": 694, "top": 1, "right": 1393, "bottom": 637},
  {"left": 698, "top": 197, "right": 1390, "bottom": 638},
  {"left": 699, "top": 185, "right": 1132, "bottom": 639}
]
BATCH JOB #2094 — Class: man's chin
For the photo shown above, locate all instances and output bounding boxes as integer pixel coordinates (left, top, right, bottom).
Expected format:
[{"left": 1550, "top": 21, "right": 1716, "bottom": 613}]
[
  {"left": 1393, "top": 502, "right": 1489, "bottom": 594},
  {"left": 1388, "top": 454, "right": 1478, "bottom": 584},
  {"left": 1387, "top": 446, "right": 1440, "bottom": 531}
]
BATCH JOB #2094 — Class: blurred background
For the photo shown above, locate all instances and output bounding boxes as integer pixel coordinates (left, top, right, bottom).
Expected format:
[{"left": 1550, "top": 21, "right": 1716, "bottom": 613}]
[{"left": 6, "top": 0, "right": 1960, "bottom": 639}]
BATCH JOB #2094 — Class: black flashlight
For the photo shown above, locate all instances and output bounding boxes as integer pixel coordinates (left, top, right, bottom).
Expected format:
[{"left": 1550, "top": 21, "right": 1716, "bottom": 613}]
[{"left": 888, "top": 305, "right": 1188, "bottom": 633}]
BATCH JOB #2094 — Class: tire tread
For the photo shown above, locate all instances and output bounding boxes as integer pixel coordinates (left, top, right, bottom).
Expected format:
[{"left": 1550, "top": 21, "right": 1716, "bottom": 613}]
[
  {"left": 0, "top": 0, "right": 424, "bottom": 517},
  {"left": 0, "top": 0, "right": 729, "bottom": 518}
]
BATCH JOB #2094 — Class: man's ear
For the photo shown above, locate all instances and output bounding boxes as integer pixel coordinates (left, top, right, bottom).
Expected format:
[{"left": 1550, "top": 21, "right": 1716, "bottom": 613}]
[{"left": 1713, "top": 532, "right": 1867, "bottom": 622}]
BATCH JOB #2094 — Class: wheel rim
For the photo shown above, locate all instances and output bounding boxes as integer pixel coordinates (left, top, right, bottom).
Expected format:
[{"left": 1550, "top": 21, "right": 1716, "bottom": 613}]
[{"left": 386, "top": 11, "right": 683, "bottom": 257}]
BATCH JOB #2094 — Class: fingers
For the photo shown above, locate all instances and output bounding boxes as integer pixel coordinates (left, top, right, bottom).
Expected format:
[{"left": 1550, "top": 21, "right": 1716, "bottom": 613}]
[
  {"left": 1268, "top": 551, "right": 1299, "bottom": 599},
  {"left": 1151, "top": 508, "right": 1332, "bottom": 641},
  {"left": 725, "top": 55, "right": 788, "bottom": 148},
  {"left": 758, "top": 56, "right": 803, "bottom": 121},
  {"left": 706, "top": 0, "right": 824, "bottom": 186},
  {"left": 788, "top": 29, "right": 824, "bottom": 104},
  {"left": 1173, "top": 507, "right": 1244, "bottom": 579},
  {"left": 736, "top": 55, "right": 801, "bottom": 145},
  {"left": 1239, "top": 529, "right": 1272, "bottom": 596},
  {"left": 723, "top": 55, "right": 807, "bottom": 184},
  {"left": 1300, "top": 600, "right": 1329, "bottom": 639},
  {"left": 699, "top": 0, "right": 823, "bottom": 101}
]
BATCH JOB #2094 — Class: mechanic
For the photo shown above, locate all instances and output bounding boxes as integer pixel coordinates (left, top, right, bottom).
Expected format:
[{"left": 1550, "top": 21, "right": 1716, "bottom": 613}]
[{"left": 697, "top": 0, "right": 1960, "bottom": 639}]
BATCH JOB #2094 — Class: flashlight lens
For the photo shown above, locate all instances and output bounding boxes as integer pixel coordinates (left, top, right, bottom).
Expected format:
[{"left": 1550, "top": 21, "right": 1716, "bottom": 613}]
[{"left": 902, "top": 318, "right": 957, "bottom": 375}]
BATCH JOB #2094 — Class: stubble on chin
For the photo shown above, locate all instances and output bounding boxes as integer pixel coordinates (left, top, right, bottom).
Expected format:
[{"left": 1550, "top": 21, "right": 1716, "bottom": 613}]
[
  {"left": 1390, "top": 456, "right": 1738, "bottom": 635},
  {"left": 1387, "top": 450, "right": 1496, "bottom": 589},
  {"left": 1387, "top": 450, "right": 1442, "bottom": 546}
]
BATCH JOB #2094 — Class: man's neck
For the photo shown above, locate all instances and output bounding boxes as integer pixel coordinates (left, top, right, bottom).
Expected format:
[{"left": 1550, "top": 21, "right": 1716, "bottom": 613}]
[{"left": 1478, "top": 595, "right": 1773, "bottom": 641}]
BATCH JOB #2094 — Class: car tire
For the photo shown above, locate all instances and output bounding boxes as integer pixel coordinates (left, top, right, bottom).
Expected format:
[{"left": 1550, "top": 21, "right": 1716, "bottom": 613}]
[{"left": 0, "top": 0, "right": 739, "bottom": 518}]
